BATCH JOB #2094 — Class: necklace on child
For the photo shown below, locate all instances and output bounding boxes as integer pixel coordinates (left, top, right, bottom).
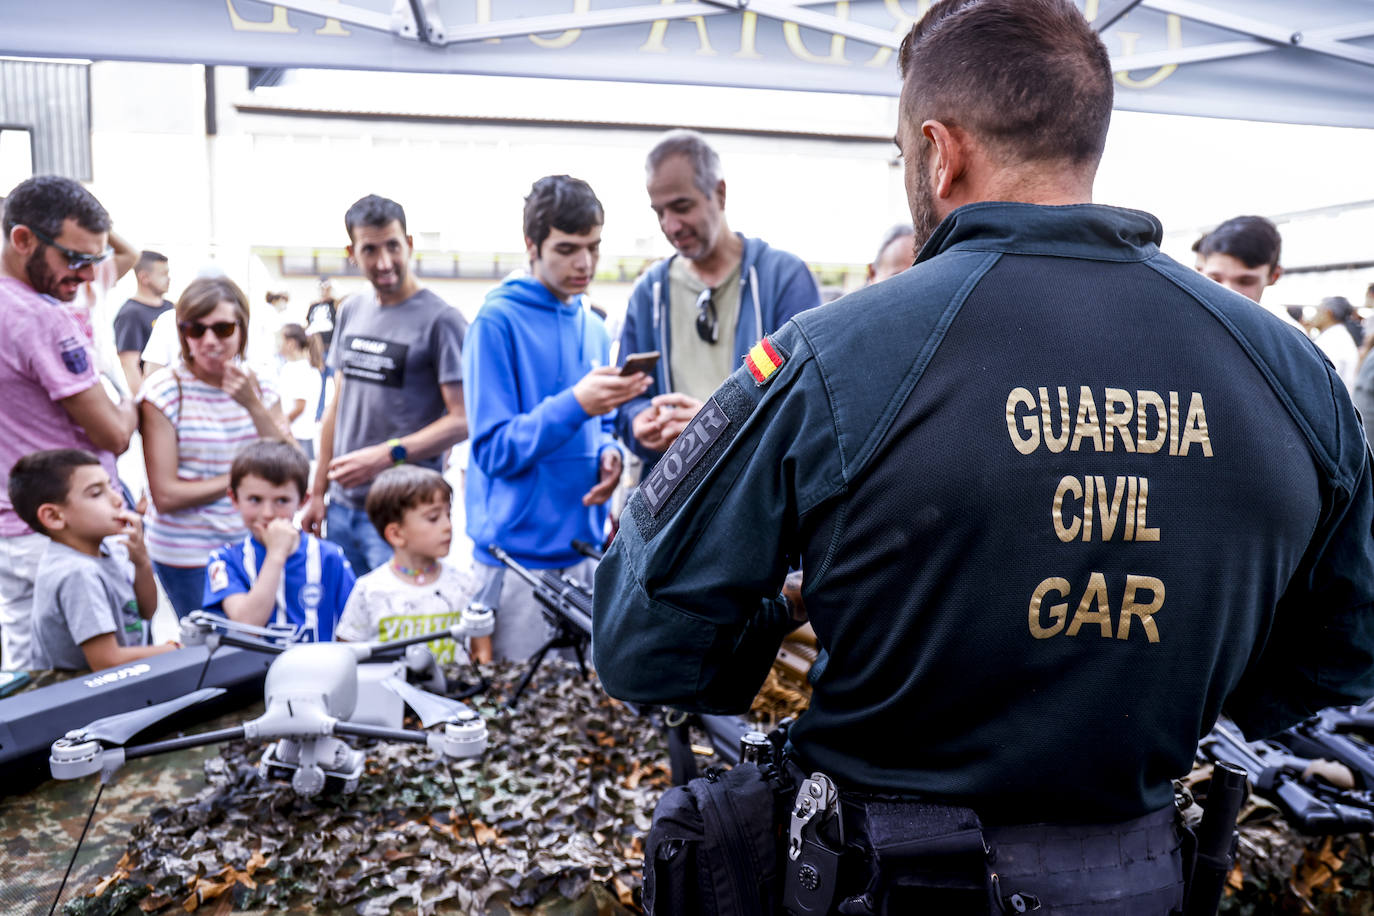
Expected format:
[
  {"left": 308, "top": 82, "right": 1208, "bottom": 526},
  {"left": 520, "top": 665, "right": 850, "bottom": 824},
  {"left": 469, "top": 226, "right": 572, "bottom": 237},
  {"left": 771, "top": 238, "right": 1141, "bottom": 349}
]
[{"left": 392, "top": 558, "right": 440, "bottom": 585}]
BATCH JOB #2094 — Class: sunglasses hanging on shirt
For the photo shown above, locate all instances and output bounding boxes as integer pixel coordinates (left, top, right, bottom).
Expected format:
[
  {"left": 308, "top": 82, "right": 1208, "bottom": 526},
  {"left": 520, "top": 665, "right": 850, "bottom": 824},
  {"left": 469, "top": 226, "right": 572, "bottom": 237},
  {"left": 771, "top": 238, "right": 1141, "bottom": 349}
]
[{"left": 695, "top": 287, "right": 719, "bottom": 344}]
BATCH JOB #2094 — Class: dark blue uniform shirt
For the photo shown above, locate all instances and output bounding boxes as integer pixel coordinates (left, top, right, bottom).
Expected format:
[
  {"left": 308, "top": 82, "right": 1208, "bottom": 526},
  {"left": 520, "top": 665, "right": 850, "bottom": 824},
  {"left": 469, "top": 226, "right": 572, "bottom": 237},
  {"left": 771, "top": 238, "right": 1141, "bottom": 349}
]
[{"left": 593, "top": 203, "right": 1374, "bottom": 823}]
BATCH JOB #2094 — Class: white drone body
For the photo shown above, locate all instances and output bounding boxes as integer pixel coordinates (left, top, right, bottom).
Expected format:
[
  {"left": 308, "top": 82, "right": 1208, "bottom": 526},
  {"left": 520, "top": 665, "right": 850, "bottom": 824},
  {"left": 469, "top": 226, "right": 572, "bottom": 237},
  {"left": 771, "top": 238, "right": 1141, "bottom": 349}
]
[{"left": 50, "top": 607, "right": 496, "bottom": 797}]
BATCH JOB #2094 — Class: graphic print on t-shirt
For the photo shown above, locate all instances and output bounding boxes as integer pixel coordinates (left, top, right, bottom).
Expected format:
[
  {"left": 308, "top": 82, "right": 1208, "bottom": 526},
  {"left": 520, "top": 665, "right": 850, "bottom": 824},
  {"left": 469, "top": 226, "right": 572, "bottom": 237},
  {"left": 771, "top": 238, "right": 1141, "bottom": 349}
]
[{"left": 341, "top": 335, "right": 409, "bottom": 388}]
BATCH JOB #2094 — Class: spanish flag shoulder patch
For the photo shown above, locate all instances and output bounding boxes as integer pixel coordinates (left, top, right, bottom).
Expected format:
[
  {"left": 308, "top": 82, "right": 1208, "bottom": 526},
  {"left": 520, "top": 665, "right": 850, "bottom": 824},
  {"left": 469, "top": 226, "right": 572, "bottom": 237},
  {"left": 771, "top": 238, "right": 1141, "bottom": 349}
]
[{"left": 744, "top": 336, "right": 784, "bottom": 386}]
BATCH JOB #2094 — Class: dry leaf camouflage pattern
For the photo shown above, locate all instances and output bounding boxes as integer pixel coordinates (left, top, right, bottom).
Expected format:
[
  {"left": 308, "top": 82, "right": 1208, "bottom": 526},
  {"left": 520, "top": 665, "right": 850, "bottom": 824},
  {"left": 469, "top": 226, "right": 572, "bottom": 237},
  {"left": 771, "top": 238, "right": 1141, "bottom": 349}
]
[{"left": 4, "top": 660, "right": 677, "bottom": 914}]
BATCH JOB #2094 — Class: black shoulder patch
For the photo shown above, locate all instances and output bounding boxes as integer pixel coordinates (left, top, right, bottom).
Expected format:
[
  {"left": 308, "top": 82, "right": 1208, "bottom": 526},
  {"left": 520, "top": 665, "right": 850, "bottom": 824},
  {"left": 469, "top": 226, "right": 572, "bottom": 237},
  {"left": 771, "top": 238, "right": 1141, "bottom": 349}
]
[
  {"left": 629, "top": 377, "right": 757, "bottom": 541},
  {"left": 641, "top": 396, "right": 730, "bottom": 515}
]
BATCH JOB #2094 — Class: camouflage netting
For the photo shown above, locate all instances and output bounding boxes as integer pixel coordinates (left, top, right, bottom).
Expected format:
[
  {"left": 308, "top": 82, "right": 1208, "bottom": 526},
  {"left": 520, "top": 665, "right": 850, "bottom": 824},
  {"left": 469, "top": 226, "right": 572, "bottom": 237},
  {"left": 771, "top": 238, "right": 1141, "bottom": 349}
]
[
  {"left": 52, "top": 649, "right": 1374, "bottom": 915},
  {"left": 62, "top": 659, "right": 675, "bottom": 915}
]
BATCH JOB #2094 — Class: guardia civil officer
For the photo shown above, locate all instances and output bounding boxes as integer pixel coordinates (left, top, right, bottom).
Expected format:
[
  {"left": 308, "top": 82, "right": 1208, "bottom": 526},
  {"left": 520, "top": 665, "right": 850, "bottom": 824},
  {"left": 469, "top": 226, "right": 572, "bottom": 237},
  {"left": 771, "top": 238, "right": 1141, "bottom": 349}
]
[{"left": 592, "top": 0, "right": 1374, "bottom": 911}]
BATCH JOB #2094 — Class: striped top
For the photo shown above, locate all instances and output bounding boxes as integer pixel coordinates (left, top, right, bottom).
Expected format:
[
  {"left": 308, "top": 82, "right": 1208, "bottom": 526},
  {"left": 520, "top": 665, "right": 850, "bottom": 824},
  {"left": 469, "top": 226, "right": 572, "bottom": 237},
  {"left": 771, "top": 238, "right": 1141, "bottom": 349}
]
[{"left": 141, "top": 365, "right": 280, "bottom": 568}]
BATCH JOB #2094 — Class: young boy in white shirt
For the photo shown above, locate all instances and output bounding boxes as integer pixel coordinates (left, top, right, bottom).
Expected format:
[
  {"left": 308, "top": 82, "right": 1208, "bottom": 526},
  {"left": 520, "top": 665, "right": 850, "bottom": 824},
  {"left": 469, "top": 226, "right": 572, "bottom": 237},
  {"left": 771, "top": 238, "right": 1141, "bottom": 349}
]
[
  {"left": 12, "top": 449, "right": 178, "bottom": 671},
  {"left": 335, "top": 465, "right": 483, "bottom": 662}
]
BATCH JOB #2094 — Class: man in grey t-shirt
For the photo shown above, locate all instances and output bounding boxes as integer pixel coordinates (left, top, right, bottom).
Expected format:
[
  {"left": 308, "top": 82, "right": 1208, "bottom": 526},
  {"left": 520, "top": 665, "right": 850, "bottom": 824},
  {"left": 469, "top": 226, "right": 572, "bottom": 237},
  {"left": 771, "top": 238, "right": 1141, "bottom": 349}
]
[{"left": 303, "top": 195, "right": 468, "bottom": 573}]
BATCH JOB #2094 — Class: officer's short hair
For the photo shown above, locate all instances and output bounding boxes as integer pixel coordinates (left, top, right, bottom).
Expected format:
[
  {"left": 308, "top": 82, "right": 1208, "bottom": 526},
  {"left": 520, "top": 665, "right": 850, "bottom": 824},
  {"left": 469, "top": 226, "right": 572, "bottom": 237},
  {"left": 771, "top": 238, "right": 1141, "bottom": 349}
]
[
  {"left": 1197, "top": 216, "right": 1282, "bottom": 271},
  {"left": 646, "top": 129, "right": 724, "bottom": 199},
  {"left": 897, "top": 0, "right": 1113, "bottom": 166},
  {"left": 522, "top": 175, "right": 604, "bottom": 253},
  {"left": 364, "top": 465, "right": 453, "bottom": 539},
  {"left": 8, "top": 449, "right": 102, "bottom": 535},
  {"left": 229, "top": 441, "right": 310, "bottom": 499},
  {"left": 2, "top": 175, "right": 111, "bottom": 240},
  {"left": 344, "top": 194, "right": 407, "bottom": 241}
]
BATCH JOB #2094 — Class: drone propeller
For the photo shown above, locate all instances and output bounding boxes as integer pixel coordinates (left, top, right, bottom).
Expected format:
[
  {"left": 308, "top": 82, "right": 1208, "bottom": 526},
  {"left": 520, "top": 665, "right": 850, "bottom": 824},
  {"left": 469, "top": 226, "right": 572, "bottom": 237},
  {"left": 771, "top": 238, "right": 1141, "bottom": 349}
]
[
  {"left": 76, "top": 687, "right": 225, "bottom": 746},
  {"left": 381, "top": 677, "right": 471, "bottom": 729}
]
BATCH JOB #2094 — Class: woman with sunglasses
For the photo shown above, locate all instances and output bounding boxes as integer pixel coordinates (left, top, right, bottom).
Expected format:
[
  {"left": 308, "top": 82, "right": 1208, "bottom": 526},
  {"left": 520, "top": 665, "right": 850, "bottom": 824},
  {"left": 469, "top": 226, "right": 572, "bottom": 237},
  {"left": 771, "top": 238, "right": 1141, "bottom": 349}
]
[{"left": 138, "top": 276, "right": 296, "bottom": 618}]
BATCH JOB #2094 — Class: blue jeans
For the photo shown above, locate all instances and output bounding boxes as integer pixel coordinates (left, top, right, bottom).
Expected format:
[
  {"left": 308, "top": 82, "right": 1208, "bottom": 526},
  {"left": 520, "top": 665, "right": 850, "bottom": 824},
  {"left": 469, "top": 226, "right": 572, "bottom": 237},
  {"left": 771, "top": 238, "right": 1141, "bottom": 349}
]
[
  {"left": 154, "top": 562, "right": 208, "bottom": 620},
  {"left": 326, "top": 501, "right": 392, "bottom": 574}
]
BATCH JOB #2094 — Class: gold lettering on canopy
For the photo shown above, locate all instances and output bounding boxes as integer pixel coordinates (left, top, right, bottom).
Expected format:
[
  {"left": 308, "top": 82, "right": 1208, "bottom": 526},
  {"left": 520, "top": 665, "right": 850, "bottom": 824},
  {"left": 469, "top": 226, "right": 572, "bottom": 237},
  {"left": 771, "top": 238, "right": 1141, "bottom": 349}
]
[
  {"left": 314, "top": 0, "right": 350, "bottom": 36},
  {"left": 640, "top": 0, "right": 719, "bottom": 55},
  {"left": 226, "top": 0, "right": 299, "bottom": 33},
  {"left": 863, "top": 0, "right": 927, "bottom": 68},
  {"left": 1115, "top": 15, "right": 1183, "bottom": 89},
  {"left": 736, "top": 10, "right": 764, "bottom": 59},
  {"left": 530, "top": 0, "right": 592, "bottom": 48},
  {"left": 476, "top": 0, "right": 502, "bottom": 43},
  {"left": 783, "top": 1, "right": 852, "bottom": 65}
]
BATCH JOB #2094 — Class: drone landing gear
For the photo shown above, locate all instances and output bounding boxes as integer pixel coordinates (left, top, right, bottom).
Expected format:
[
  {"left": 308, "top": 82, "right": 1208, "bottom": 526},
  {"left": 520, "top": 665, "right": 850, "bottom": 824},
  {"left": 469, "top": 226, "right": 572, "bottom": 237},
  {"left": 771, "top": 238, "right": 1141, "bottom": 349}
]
[{"left": 260, "top": 737, "right": 364, "bottom": 796}]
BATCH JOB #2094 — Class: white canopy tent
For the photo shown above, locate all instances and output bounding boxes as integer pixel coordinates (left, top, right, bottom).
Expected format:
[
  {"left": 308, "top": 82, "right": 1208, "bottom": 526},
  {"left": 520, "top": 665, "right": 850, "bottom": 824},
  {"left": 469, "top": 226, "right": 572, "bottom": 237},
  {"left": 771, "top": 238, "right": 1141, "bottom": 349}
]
[{"left": 2, "top": 0, "right": 1374, "bottom": 126}]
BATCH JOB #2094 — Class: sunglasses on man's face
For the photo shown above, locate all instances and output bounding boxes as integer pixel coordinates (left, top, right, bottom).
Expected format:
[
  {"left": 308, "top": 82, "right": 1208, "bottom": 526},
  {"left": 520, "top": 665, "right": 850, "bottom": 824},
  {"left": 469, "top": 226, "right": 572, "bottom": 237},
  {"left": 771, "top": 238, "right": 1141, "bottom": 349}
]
[
  {"left": 695, "top": 287, "right": 719, "bottom": 344},
  {"left": 180, "top": 320, "right": 239, "bottom": 340},
  {"left": 26, "top": 225, "right": 114, "bottom": 271}
]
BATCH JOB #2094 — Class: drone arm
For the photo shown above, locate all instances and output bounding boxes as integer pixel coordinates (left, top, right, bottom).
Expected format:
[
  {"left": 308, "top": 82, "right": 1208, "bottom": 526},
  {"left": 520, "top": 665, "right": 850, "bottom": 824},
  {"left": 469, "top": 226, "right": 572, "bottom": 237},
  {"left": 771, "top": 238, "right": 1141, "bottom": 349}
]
[
  {"left": 333, "top": 719, "right": 487, "bottom": 760},
  {"left": 215, "top": 632, "right": 289, "bottom": 655},
  {"left": 123, "top": 725, "right": 248, "bottom": 761},
  {"left": 333, "top": 721, "right": 428, "bottom": 744}
]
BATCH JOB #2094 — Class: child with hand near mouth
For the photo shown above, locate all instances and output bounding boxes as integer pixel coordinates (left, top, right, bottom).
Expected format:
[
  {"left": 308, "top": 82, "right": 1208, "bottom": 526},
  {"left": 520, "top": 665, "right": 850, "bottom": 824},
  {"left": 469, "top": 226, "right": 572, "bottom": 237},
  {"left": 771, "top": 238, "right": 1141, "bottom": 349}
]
[
  {"left": 203, "top": 441, "right": 354, "bottom": 642},
  {"left": 12, "top": 449, "right": 177, "bottom": 672}
]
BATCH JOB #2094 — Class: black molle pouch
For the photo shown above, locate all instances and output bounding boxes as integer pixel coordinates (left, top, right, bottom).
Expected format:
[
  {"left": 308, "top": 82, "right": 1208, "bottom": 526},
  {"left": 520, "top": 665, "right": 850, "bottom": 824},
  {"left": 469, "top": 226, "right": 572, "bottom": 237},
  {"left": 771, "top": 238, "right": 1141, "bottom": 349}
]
[
  {"left": 643, "top": 762, "right": 787, "bottom": 916},
  {"left": 852, "top": 799, "right": 1002, "bottom": 915}
]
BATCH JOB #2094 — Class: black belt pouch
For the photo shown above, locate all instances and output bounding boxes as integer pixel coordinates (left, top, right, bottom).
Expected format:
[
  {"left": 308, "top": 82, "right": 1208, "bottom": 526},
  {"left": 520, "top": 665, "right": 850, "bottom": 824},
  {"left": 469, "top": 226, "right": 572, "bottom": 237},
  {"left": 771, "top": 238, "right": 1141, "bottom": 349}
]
[{"left": 847, "top": 797, "right": 1000, "bottom": 915}]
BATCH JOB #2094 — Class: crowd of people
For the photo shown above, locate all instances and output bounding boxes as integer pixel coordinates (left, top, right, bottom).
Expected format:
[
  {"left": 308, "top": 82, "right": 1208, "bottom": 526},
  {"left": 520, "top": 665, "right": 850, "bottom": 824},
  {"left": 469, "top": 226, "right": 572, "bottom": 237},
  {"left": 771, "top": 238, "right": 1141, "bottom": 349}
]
[
  {"left": 0, "top": 127, "right": 829, "bottom": 675},
  {"left": 5, "top": 0, "right": 1374, "bottom": 911},
  {"left": 1, "top": 126, "right": 1365, "bottom": 681}
]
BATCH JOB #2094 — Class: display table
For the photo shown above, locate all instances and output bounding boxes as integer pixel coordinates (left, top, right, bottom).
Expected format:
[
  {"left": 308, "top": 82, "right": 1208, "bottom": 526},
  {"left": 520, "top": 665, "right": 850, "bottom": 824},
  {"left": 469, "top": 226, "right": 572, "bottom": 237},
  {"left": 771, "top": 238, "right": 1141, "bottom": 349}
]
[{"left": 1, "top": 660, "right": 665, "bottom": 915}]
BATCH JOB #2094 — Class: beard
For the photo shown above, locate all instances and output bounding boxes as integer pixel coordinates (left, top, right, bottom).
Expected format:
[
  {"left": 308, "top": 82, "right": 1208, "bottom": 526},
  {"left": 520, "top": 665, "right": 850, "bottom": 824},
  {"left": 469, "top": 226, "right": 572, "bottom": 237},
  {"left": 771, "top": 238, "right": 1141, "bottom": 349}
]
[
  {"left": 25, "top": 245, "right": 75, "bottom": 301},
  {"left": 909, "top": 150, "right": 941, "bottom": 255}
]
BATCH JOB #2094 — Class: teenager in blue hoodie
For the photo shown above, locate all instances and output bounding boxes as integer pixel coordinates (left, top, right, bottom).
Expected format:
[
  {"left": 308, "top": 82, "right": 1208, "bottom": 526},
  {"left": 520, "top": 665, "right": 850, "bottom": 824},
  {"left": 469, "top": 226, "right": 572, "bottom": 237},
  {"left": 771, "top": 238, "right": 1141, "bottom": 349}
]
[
  {"left": 616, "top": 129, "right": 822, "bottom": 472},
  {"left": 463, "top": 176, "right": 651, "bottom": 661}
]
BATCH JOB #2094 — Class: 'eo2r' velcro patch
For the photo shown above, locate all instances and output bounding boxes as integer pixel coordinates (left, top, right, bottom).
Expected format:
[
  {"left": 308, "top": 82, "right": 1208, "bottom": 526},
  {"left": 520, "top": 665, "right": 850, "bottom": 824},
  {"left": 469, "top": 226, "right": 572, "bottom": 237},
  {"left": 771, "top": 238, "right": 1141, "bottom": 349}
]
[{"left": 640, "top": 397, "right": 730, "bottom": 516}]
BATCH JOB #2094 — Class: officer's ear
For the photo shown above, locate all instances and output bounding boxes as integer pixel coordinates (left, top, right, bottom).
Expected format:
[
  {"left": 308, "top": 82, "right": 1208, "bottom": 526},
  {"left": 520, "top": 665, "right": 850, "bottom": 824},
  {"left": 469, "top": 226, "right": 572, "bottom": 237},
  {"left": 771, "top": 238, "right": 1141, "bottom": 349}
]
[{"left": 922, "top": 120, "right": 965, "bottom": 201}]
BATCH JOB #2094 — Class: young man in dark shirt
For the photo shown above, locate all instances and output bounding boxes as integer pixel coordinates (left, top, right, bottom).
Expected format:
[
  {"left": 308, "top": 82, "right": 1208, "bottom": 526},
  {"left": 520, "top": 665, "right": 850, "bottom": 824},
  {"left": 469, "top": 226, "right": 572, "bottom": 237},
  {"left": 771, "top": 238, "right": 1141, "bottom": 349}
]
[{"left": 112, "top": 250, "right": 172, "bottom": 396}]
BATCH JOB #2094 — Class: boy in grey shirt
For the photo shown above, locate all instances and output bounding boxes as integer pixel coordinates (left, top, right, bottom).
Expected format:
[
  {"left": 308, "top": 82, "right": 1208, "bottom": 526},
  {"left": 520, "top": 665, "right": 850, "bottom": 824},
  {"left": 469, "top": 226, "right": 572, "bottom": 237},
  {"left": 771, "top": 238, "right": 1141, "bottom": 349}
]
[{"left": 9, "top": 449, "right": 178, "bottom": 671}]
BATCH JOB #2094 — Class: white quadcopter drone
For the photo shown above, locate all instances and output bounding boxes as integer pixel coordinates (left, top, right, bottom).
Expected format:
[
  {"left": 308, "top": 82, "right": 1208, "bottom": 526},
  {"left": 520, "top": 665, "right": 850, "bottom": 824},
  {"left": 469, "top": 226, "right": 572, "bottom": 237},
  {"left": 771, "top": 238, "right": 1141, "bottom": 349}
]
[{"left": 49, "top": 607, "right": 496, "bottom": 797}]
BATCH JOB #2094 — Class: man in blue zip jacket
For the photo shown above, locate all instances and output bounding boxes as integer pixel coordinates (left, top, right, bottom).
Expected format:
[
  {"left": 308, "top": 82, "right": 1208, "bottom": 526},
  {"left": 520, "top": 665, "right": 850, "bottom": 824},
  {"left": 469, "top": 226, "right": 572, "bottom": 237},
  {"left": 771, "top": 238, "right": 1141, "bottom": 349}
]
[
  {"left": 593, "top": 0, "right": 1374, "bottom": 911},
  {"left": 464, "top": 176, "right": 650, "bottom": 661},
  {"left": 616, "top": 130, "right": 821, "bottom": 471}
]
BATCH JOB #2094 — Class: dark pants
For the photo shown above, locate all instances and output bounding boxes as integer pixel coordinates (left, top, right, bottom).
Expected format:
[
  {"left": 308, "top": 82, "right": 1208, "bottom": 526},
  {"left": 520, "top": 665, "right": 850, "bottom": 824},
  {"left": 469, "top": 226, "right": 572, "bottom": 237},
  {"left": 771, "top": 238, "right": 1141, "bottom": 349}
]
[{"left": 153, "top": 562, "right": 207, "bottom": 619}]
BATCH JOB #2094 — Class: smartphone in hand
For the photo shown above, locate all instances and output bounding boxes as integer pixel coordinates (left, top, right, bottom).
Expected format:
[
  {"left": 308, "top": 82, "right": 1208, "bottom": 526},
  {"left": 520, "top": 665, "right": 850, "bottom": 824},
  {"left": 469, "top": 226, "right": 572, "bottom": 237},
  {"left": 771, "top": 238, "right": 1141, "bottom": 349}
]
[{"left": 620, "top": 350, "right": 661, "bottom": 377}]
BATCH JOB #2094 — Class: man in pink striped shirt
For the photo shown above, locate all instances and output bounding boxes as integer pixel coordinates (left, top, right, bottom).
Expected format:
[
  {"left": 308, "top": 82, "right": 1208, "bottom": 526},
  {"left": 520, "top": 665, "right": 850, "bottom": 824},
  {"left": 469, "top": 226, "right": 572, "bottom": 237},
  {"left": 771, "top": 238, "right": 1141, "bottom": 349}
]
[{"left": 0, "top": 176, "right": 138, "bottom": 670}]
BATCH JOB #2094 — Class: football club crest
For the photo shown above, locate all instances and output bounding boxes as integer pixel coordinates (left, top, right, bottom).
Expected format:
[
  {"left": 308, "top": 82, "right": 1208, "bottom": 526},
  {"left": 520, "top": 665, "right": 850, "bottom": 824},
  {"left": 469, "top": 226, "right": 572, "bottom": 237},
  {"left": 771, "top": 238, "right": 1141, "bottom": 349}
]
[
  {"left": 61, "top": 345, "right": 90, "bottom": 375},
  {"left": 299, "top": 583, "right": 324, "bottom": 611},
  {"left": 208, "top": 559, "right": 229, "bottom": 593}
]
